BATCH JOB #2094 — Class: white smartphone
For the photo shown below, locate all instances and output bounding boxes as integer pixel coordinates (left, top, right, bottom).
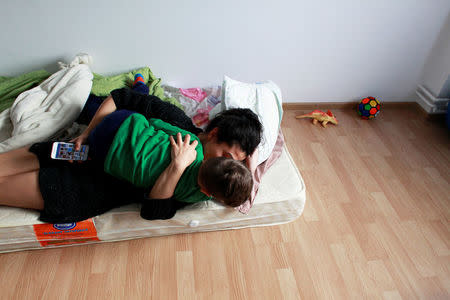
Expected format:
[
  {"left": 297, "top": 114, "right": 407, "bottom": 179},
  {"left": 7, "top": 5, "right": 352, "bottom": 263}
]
[{"left": 51, "top": 142, "right": 89, "bottom": 161}]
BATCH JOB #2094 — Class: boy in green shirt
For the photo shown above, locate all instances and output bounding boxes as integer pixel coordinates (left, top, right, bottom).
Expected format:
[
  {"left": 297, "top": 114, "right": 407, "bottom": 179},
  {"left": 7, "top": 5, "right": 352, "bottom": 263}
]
[{"left": 88, "top": 110, "right": 253, "bottom": 207}]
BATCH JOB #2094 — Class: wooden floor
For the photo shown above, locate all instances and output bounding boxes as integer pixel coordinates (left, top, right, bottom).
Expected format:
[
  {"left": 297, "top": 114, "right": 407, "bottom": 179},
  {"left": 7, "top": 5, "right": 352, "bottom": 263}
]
[{"left": 0, "top": 106, "right": 449, "bottom": 299}]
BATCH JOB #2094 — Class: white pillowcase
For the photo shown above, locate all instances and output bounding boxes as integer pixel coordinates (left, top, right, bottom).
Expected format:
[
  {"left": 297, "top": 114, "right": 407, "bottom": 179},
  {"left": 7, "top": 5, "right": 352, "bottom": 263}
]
[{"left": 210, "top": 76, "right": 283, "bottom": 165}]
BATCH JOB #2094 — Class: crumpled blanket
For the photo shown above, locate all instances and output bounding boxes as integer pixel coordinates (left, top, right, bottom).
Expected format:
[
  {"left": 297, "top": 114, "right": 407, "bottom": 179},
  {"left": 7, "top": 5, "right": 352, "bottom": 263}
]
[
  {"left": 0, "top": 55, "right": 93, "bottom": 153},
  {"left": 162, "top": 84, "right": 221, "bottom": 129}
]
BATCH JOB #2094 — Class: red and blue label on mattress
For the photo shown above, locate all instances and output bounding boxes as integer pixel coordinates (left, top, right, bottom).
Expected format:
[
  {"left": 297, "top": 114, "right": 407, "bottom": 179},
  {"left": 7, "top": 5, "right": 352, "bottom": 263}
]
[{"left": 33, "top": 219, "right": 99, "bottom": 247}]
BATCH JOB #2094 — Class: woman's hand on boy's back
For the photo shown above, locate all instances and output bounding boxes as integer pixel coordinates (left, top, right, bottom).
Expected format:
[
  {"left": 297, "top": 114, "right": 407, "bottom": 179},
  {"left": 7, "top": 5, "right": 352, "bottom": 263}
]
[
  {"left": 149, "top": 133, "right": 197, "bottom": 200},
  {"left": 169, "top": 133, "right": 198, "bottom": 171}
]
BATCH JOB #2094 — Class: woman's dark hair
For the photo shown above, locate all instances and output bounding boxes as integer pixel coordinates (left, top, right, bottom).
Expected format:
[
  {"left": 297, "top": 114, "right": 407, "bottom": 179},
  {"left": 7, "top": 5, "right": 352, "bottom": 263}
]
[
  {"left": 205, "top": 108, "right": 262, "bottom": 156},
  {"left": 199, "top": 157, "right": 253, "bottom": 207}
]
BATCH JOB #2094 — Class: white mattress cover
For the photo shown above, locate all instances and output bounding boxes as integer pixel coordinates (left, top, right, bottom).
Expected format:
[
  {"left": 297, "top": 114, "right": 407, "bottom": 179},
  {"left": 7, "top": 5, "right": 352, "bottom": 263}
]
[{"left": 0, "top": 144, "right": 305, "bottom": 253}]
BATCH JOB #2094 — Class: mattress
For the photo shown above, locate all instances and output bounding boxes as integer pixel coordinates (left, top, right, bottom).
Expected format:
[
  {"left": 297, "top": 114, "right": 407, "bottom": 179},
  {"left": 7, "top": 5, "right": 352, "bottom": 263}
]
[{"left": 0, "top": 143, "right": 305, "bottom": 253}]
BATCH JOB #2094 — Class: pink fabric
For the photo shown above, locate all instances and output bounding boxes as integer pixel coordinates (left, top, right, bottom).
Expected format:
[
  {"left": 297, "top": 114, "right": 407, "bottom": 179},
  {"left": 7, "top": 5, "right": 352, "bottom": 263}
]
[
  {"left": 179, "top": 88, "right": 207, "bottom": 102},
  {"left": 237, "top": 129, "right": 285, "bottom": 214},
  {"left": 192, "top": 108, "right": 211, "bottom": 127}
]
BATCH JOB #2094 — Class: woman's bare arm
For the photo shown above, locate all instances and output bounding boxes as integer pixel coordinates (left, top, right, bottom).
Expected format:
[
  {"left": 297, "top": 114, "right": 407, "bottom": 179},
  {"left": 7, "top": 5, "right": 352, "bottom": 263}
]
[{"left": 148, "top": 133, "right": 198, "bottom": 199}]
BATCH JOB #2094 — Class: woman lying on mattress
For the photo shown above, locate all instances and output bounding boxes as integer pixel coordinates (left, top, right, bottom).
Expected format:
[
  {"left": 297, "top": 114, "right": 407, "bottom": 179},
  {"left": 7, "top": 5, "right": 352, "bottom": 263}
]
[{"left": 0, "top": 76, "right": 263, "bottom": 223}]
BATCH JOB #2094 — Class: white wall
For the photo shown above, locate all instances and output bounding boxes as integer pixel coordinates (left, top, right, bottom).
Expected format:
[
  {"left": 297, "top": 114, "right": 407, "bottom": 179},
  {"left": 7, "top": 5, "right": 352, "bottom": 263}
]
[{"left": 0, "top": 0, "right": 449, "bottom": 102}]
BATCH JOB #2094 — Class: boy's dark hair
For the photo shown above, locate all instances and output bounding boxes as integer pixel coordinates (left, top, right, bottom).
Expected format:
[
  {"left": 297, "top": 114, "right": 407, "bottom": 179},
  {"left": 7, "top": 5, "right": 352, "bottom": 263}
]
[
  {"left": 199, "top": 157, "right": 253, "bottom": 207},
  {"left": 205, "top": 108, "right": 262, "bottom": 156}
]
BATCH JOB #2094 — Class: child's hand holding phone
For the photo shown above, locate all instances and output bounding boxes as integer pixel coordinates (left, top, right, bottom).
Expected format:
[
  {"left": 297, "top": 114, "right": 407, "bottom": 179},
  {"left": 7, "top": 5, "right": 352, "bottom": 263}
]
[{"left": 51, "top": 142, "right": 89, "bottom": 161}]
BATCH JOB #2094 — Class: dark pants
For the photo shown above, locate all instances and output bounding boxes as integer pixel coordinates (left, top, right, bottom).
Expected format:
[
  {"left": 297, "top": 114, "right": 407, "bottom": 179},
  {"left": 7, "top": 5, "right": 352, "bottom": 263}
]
[
  {"left": 87, "top": 109, "right": 136, "bottom": 162},
  {"left": 85, "top": 82, "right": 149, "bottom": 162}
]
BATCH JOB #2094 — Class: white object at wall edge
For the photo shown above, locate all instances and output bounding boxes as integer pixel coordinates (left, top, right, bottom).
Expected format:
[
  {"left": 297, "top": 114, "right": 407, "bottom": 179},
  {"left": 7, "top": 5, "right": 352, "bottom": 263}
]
[{"left": 415, "top": 85, "right": 449, "bottom": 114}]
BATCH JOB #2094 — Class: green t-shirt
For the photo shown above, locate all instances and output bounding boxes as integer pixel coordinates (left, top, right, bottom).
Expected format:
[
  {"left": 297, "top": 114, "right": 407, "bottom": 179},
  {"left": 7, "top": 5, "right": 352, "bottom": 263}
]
[{"left": 104, "top": 113, "right": 210, "bottom": 203}]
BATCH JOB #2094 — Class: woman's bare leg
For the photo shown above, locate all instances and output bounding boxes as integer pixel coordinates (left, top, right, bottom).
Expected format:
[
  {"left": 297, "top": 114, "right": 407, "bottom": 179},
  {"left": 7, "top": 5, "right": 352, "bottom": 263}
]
[
  {"left": 0, "top": 170, "right": 44, "bottom": 210},
  {"left": 0, "top": 146, "right": 39, "bottom": 177}
]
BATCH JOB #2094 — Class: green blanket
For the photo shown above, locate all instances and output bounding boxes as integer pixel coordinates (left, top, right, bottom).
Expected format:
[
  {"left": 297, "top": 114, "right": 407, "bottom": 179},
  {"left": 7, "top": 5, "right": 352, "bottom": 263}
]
[
  {"left": 91, "top": 66, "right": 182, "bottom": 109},
  {"left": 0, "top": 70, "right": 51, "bottom": 113},
  {"left": 0, "top": 66, "right": 182, "bottom": 114}
]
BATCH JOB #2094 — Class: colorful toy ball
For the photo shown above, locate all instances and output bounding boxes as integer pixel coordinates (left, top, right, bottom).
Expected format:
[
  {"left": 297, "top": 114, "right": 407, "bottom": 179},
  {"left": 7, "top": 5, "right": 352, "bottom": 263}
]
[{"left": 357, "top": 97, "right": 381, "bottom": 119}]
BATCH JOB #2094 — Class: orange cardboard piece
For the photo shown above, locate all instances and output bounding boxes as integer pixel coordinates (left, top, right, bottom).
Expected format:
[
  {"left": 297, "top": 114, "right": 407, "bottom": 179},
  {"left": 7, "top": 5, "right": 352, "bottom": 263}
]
[{"left": 33, "top": 219, "right": 99, "bottom": 247}]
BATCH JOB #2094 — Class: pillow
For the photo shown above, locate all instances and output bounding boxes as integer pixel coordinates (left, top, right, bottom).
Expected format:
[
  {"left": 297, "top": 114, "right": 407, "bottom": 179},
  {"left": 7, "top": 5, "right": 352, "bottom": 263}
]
[{"left": 213, "top": 76, "right": 283, "bottom": 164}]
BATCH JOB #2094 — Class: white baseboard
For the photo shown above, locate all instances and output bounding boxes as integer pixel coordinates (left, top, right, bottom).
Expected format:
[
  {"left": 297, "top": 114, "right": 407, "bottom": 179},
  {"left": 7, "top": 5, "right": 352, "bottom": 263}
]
[{"left": 416, "top": 85, "right": 449, "bottom": 114}]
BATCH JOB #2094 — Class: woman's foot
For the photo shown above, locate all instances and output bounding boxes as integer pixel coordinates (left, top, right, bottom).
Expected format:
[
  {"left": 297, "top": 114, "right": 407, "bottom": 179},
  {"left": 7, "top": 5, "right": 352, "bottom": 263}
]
[
  {"left": 132, "top": 73, "right": 149, "bottom": 95},
  {"left": 133, "top": 73, "right": 145, "bottom": 86}
]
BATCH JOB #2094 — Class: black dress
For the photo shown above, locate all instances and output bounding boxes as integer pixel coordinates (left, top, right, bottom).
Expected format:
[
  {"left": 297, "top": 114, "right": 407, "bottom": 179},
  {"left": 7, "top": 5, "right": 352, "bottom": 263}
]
[{"left": 31, "top": 88, "right": 202, "bottom": 223}]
